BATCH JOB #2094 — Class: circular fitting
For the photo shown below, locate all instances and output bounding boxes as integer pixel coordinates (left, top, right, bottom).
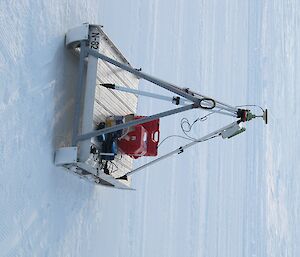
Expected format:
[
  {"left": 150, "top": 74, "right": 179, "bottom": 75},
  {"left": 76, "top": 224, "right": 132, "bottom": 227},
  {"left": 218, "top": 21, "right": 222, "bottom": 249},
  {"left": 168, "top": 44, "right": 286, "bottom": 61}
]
[{"left": 199, "top": 98, "right": 216, "bottom": 109}]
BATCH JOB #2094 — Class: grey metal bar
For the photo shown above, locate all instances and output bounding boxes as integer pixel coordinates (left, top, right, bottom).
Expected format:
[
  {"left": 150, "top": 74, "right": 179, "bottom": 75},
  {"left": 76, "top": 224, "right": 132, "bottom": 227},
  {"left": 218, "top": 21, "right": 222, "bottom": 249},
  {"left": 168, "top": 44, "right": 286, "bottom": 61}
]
[
  {"left": 76, "top": 162, "right": 133, "bottom": 189},
  {"left": 191, "top": 90, "right": 238, "bottom": 112},
  {"left": 207, "top": 109, "right": 237, "bottom": 117},
  {"left": 72, "top": 43, "right": 86, "bottom": 146},
  {"left": 87, "top": 48, "right": 202, "bottom": 105},
  {"left": 108, "top": 84, "right": 191, "bottom": 105},
  {"left": 76, "top": 104, "right": 196, "bottom": 142},
  {"left": 103, "top": 84, "right": 237, "bottom": 118},
  {"left": 78, "top": 26, "right": 101, "bottom": 162}
]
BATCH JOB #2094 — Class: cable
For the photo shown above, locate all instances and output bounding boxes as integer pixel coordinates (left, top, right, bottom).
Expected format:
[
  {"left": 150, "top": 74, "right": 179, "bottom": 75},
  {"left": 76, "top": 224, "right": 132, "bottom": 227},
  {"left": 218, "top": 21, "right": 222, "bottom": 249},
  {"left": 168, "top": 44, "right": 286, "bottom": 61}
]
[
  {"left": 158, "top": 135, "right": 194, "bottom": 148},
  {"left": 180, "top": 117, "right": 205, "bottom": 140},
  {"left": 108, "top": 161, "right": 118, "bottom": 173},
  {"left": 235, "top": 104, "right": 264, "bottom": 113},
  {"left": 198, "top": 112, "right": 216, "bottom": 121},
  {"left": 158, "top": 115, "right": 222, "bottom": 148}
]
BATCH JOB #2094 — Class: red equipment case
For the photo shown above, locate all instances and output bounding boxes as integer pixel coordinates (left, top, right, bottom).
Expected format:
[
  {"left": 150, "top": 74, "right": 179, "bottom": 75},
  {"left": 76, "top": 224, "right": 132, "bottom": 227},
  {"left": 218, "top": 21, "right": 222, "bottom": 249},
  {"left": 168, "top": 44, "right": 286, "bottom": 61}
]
[{"left": 117, "top": 116, "right": 160, "bottom": 159}]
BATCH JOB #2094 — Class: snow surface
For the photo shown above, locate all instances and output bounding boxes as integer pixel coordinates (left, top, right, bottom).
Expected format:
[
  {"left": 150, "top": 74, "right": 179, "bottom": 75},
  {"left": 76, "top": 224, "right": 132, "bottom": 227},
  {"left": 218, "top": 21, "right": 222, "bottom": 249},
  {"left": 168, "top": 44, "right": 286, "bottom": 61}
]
[{"left": 0, "top": 0, "right": 299, "bottom": 256}]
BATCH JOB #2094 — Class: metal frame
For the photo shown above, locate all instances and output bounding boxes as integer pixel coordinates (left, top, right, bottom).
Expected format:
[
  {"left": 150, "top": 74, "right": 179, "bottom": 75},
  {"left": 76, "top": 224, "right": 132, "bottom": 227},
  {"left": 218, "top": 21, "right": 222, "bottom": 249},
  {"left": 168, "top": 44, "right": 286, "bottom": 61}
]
[
  {"left": 55, "top": 24, "right": 263, "bottom": 189},
  {"left": 73, "top": 47, "right": 240, "bottom": 147},
  {"left": 124, "top": 121, "right": 239, "bottom": 177},
  {"left": 100, "top": 83, "right": 193, "bottom": 106}
]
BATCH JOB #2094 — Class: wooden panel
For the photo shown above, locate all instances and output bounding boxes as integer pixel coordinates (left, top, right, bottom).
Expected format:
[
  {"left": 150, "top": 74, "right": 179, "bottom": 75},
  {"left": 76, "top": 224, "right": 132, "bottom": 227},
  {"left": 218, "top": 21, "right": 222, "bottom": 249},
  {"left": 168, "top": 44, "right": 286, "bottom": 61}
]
[{"left": 92, "top": 28, "right": 139, "bottom": 181}]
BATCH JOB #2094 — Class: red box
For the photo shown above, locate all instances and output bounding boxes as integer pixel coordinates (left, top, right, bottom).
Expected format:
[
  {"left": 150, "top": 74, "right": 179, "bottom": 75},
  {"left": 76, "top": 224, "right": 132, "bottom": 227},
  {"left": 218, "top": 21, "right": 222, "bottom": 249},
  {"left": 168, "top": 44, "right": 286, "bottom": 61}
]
[{"left": 117, "top": 116, "right": 160, "bottom": 159}]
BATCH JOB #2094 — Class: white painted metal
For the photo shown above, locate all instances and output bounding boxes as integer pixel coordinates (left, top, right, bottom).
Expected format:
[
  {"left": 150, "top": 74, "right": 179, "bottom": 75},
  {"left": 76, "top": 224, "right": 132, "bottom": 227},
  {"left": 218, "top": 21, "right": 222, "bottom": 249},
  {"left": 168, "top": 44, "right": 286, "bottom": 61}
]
[
  {"left": 93, "top": 29, "right": 139, "bottom": 179},
  {"left": 78, "top": 25, "right": 101, "bottom": 162},
  {"left": 57, "top": 24, "right": 263, "bottom": 189},
  {"left": 55, "top": 147, "right": 78, "bottom": 166},
  {"left": 56, "top": 24, "right": 139, "bottom": 188},
  {"left": 65, "top": 23, "right": 89, "bottom": 48},
  {"left": 76, "top": 162, "right": 132, "bottom": 189},
  {"left": 111, "top": 84, "right": 192, "bottom": 105},
  {"left": 221, "top": 123, "right": 244, "bottom": 139}
]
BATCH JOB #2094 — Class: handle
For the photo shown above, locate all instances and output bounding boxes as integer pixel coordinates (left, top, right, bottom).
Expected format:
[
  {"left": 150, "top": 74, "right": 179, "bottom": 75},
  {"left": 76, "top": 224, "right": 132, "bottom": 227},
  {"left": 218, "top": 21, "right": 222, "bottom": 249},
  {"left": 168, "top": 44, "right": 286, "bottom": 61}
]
[{"left": 152, "top": 130, "right": 160, "bottom": 143}]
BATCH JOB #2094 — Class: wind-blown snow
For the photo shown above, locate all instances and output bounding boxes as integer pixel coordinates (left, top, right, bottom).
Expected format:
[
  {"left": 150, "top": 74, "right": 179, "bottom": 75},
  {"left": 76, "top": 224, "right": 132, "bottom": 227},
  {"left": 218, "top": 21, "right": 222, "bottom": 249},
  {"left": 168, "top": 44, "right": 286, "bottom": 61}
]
[
  {"left": 0, "top": 0, "right": 298, "bottom": 256},
  {"left": 261, "top": 0, "right": 300, "bottom": 256}
]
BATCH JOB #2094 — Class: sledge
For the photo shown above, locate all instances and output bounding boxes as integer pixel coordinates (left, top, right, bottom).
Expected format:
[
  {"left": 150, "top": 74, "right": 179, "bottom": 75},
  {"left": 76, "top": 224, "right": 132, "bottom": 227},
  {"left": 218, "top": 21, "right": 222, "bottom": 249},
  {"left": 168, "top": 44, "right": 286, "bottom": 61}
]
[{"left": 54, "top": 23, "right": 267, "bottom": 189}]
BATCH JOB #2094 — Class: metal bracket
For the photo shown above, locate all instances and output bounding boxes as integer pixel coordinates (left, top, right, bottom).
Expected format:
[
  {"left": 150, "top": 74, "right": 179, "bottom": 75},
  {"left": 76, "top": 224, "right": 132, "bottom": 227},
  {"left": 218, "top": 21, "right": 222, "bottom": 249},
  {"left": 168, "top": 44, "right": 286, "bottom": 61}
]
[{"left": 55, "top": 147, "right": 78, "bottom": 166}]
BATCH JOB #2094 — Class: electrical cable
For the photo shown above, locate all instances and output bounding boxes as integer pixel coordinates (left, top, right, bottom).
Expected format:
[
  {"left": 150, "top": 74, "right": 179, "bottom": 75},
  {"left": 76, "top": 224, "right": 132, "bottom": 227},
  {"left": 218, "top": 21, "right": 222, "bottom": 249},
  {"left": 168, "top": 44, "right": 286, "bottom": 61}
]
[
  {"left": 108, "top": 161, "right": 118, "bottom": 173},
  {"left": 157, "top": 135, "right": 194, "bottom": 148},
  {"left": 180, "top": 117, "right": 205, "bottom": 140},
  {"left": 235, "top": 104, "right": 264, "bottom": 113},
  {"left": 197, "top": 106, "right": 236, "bottom": 122},
  {"left": 198, "top": 112, "right": 216, "bottom": 121},
  {"left": 159, "top": 115, "right": 222, "bottom": 148}
]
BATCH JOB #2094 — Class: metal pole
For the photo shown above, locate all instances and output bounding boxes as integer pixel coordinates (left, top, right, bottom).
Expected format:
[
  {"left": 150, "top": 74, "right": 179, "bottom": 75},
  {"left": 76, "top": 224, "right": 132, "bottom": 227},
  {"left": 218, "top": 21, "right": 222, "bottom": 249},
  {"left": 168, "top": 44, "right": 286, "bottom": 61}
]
[
  {"left": 87, "top": 48, "right": 202, "bottom": 105},
  {"left": 190, "top": 90, "right": 238, "bottom": 113},
  {"left": 101, "top": 84, "right": 191, "bottom": 105},
  {"left": 102, "top": 84, "right": 236, "bottom": 117},
  {"left": 71, "top": 42, "right": 86, "bottom": 146},
  {"left": 204, "top": 108, "right": 237, "bottom": 118},
  {"left": 76, "top": 104, "right": 196, "bottom": 142},
  {"left": 78, "top": 26, "right": 101, "bottom": 162},
  {"left": 88, "top": 49, "right": 239, "bottom": 117},
  {"left": 122, "top": 121, "right": 238, "bottom": 177}
]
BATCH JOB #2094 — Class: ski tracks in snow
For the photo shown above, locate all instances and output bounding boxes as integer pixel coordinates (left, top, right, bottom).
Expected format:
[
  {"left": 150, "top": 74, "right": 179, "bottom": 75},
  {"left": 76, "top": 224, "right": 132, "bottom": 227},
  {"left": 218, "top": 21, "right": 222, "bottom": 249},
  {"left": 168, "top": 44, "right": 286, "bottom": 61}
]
[
  {"left": 0, "top": 0, "right": 102, "bottom": 255},
  {"left": 0, "top": 196, "right": 40, "bottom": 257}
]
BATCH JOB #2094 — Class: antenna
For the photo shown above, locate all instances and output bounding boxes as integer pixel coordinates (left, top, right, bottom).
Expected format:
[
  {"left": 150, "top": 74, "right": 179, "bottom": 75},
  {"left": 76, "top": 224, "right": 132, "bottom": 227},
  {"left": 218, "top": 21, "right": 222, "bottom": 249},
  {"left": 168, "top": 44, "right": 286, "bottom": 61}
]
[
  {"left": 263, "top": 109, "right": 268, "bottom": 124},
  {"left": 235, "top": 105, "right": 268, "bottom": 125},
  {"left": 251, "top": 109, "right": 268, "bottom": 124}
]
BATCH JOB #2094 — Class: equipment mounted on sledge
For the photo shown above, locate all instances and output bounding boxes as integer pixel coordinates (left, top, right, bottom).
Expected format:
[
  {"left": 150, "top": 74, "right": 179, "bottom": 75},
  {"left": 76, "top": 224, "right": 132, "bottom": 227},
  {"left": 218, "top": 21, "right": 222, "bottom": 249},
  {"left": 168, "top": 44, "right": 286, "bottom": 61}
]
[{"left": 54, "top": 24, "right": 267, "bottom": 189}]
